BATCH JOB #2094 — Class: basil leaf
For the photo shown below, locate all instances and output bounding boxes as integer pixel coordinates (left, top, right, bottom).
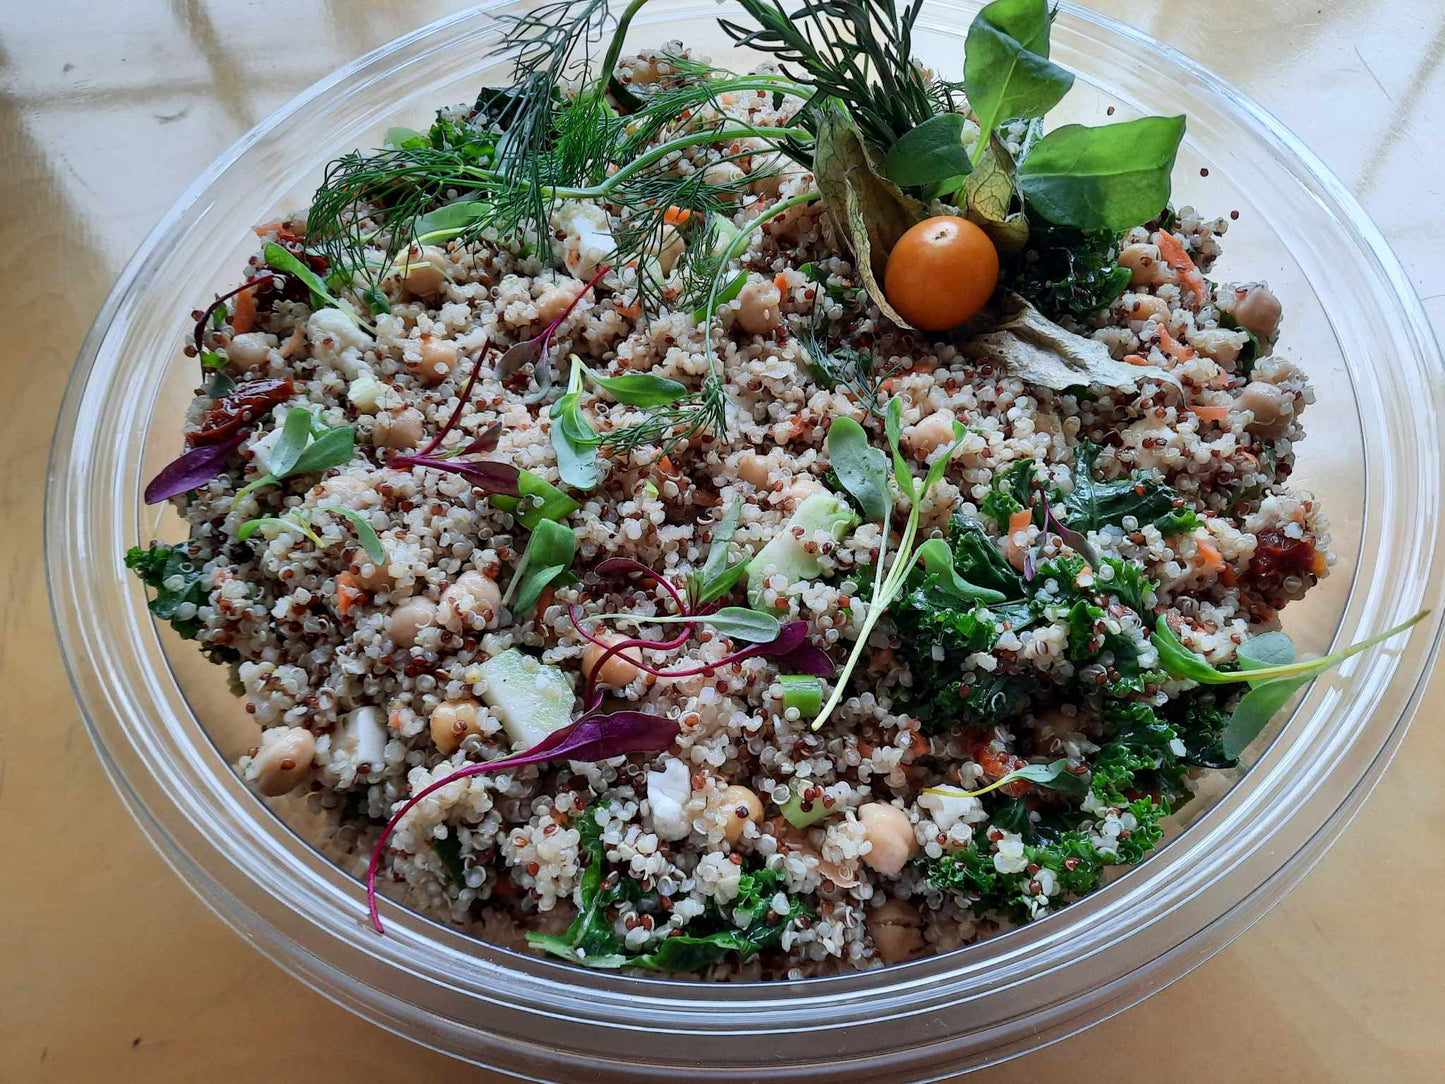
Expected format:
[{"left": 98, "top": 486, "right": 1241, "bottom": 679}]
[
  {"left": 286, "top": 424, "right": 356, "bottom": 477},
  {"left": 583, "top": 366, "right": 688, "bottom": 408},
  {"left": 698, "top": 607, "right": 781, "bottom": 644},
  {"left": 964, "top": 0, "right": 1074, "bottom": 156},
  {"left": 692, "top": 272, "right": 746, "bottom": 323},
  {"left": 511, "top": 519, "right": 577, "bottom": 615},
  {"left": 915, "top": 538, "right": 1006, "bottom": 604},
  {"left": 268, "top": 408, "right": 314, "bottom": 480},
  {"left": 263, "top": 242, "right": 365, "bottom": 326},
  {"left": 825, "top": 416, "right": 891, "bottom": 521},
  {"left": 324, "top": 506, "right": 386, "bottom": 564},
  {"left": 412, "top": 200, "right": 489, "bottom": 242},
  {"left": 1018, "top": 115, "right": 1187, "bottom": 232},
  {"left": 882, "top": 114, "right": 974, "bottom": 187},
  {"left": 492, "top": 470, "right": 579, "bottom": 530}
]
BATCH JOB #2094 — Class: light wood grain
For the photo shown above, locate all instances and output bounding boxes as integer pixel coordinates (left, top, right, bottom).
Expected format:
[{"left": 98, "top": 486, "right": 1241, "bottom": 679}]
[{"left": 2, "top": 1, "right": 1442, "bottom": 1080}]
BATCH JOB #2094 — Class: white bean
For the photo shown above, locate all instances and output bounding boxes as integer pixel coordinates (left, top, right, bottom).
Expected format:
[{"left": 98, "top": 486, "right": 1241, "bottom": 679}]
[
  {"left": 380, "top": 407, "right": 425, "bottom": 450},
  {"left": 412, "top": 336, "right": 456, "bottom": 386},
  {"left": 248, "top": 726, "right": 316, "bottom": 797},
  {"left": 858, "top": 802, "right": 918, "bottom": 874},
  {"left": 387, "top": 596, "right": 436, "bottom": 648},
  {"left": 439, "top": 570, "right": 501, "bottom": 629},
  {"left": 430, "top": 699, "right": 483, "bottom": 755},
  {"left": 735, "top": 281, "right": 781, "bottom": 335}
]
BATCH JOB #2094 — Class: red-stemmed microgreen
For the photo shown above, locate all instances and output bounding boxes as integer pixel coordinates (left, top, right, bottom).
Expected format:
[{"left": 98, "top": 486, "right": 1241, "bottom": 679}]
[
  {"left": 144, "top": 432, "right": 249, "bottom": 505},
  {"left": 192, "top": 272, "right": 275, "bottom": 374},
  {"left": 387, "top": 347, "right": 522, "bottom": 497},
  {"left": 365, "top": 706, "right": 679, "bottom": 933},
  {"left": 497, "top": 264, "right": 610, "bottom": 403}
]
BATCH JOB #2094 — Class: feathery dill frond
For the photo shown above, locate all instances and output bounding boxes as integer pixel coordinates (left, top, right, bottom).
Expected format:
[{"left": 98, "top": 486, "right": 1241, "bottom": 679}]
[{"left": 719, "top": 0, "right": 940, "bottom": 148}]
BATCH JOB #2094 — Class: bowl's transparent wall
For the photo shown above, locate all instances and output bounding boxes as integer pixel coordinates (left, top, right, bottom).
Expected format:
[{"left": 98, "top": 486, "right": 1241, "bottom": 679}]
[{"left": 49, "top": 2, "right": 1443, "bottom": 1081}]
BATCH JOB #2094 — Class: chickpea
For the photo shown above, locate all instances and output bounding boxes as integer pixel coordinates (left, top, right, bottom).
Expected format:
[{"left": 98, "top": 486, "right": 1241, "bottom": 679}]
[
  {"left": 1237, "top": 380, "right": 1289, "bottom": 434},
  {"left": 903, "top": 410, "right": 957, "bottom": 458},
  {"left": 735, "top": 280, "right": 782, "bottom": 336},
  {"left": 398, "top": 245, "right": 450, "bottom": 297},
  {"left": 379, "top": 407, "right": 426, "bottom": 450},
  {"left": 533, "top": 284, "right": 577, "bottom": 326},
  {"left": 439, "top": 570, "right": 502, "bottom": 628},
  {"left": 351, "top": 543, "right": 393, "bottom": 591},
  {"left": 1233, "top": 283, "right": 1282, "bottom": 339},
  {"left": 858, "top": 801, "right": 918, "bottom": 875},
  {"left": 656, "top": 226, "right": 685, "bottom": 275},
  {"left": 430, "top": 698, "right": 483, "bottom": 755},
  {"left": 737, "top": 451, "right": 772, "bottom": 487},
  {"left": 719, "top": 784, "right": 764, "bottom": 845},
  {"left": 867, "top": 898, "right": 925, "bottom": 964},
  {"left": 317, "top": 474, "right": 369, "bottom": 502},
  {"left": 1123, "top": 292, "right": 1169, "bottom": 324},
  {"left": 387, "top": 595, "right": 436, "bottom": 648},
  {"left": 1118, "top": 242, "right": 1171, "bottom": 287},
  {"left": 581, "top": 634, "right": 642, "bottom": 688},
  {"left": 248, "top": 726, "right": 316, "bottom": 797},
  {"left": 226, "top": 331, "right": 272, "bottom": 372},
  {"left": 412, "top": 336, "right": 456, "bottom": 386}
]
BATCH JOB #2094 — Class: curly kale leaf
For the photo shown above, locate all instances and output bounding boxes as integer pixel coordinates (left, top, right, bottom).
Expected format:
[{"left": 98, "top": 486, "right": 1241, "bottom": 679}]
[
  {"left": 948, "top": 517, "right": 1027, "bottom": 598},
  {"left": 1007, "top": 218, "right": 1132, "bottom": 322},
  {"left": 1063, "top": 440, "right": 1200, "bottom": 535},
  {"left": 979, "top": 460, "right": 1061, "bottom": 532},
  {"left": 125, "top": 543, "right": 235, "bottom": 664}
]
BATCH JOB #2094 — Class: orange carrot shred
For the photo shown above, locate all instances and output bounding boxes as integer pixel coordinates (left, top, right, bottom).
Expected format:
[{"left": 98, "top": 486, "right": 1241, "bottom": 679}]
[
  {"left": 1007, "top": 509, "right": 1033, "bottom": 536},
  {"left": 229, "top": 285, "right": 256, "bottom": 334},
  {"left": 279, "top": 325, "right": 305, "bottom": 359},
  {"left": 663, "top": 207, "right": 692, "bottom": 226},
  {"left": 1155, "top": 230, "right": 1208, "bottom": 308}
]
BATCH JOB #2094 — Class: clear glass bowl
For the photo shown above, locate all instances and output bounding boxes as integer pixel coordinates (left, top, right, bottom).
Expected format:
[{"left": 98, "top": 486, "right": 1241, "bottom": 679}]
[{"left": 46, "top": 1, "right": 1445, "bottom": 1079}]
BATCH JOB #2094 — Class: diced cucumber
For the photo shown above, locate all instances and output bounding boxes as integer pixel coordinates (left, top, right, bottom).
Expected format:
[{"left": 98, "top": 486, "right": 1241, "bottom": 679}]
[
  {"left": 745, "top": 492, "right": 859, "bottom": 608},
  {"left": 477, "top": 649, "right": 574, "bottom": 749}
]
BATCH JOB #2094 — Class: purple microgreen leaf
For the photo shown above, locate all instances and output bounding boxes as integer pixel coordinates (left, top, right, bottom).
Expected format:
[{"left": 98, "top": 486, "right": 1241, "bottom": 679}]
[
  {"left": 192, "top": 273, "right": 274, "bottom": 361},
  {"left": 496, "top": 265, "right": 609, "bottom": 405},
  {"left": 765, "top": 642, "right": 837, "bottom": 678},
  {"left": 143, "top": 433, "right": 248, "bottom": 504},
  {"left": 366, "top": 706, "right": 677, "bottom": 932}
]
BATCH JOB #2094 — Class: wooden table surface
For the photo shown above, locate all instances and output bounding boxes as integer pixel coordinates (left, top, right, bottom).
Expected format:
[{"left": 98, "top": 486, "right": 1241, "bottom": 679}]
[{"left": 3, "top": 1, "right": 1442, "bottom": 1080}]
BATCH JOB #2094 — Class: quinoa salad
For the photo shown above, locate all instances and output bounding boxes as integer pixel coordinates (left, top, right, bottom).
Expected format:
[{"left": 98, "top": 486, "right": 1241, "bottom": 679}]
[{"left": 129, "top": 0, "right": 1427, "bottom": 978}]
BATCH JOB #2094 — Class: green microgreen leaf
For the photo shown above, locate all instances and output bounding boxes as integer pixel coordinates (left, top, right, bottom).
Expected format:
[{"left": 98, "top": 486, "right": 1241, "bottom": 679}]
[
  {"left": 1017, "top": 115, "right": 1188, "bottom": 232},
  {"left": 692, "top": 500, "right": 749, "bottom": 606},
  {"left": 268, "top": 408, "right": 314, "bottom": 480},
  {"left": 238, "top": 513, "right": 325, "bottom": 548},
  {"left": 915, "top": 538, "right": 1007, "bottom": 604},
  {"left": 412, "top": 199, "right": 490, "bottom": 242},
  {"left": 491, "top": 470, "right": 580, "bottom": 530},
  {"left": 507, "top": 519, "right": 578, "bottom": 615},
  {"left": 288, "top": 424, "right": 357, "bottom": 477},
  {"left": 825, "top": 416, "right": 892, "bottom": 521},
  {"left": 599, "top": 606, "right": 781, "bottom": 644},
  {"left": 882, "top": 113, "right": 974, "bottom": 188},
  {"left": 549, "top": 360, "right": 602, "bottom": 490},
  {"left": 883, "top": 398, "right": 916, "bottom": 501},
  {"left": 691, "top": 271, "right": 746, "bottom": 323},
  {"left": 581, "top": 364, "right": 689, "bottom": 407},
  {"left": 263, "top": 242, "right": 372, "bottom": 330},
  {"left": 323, "top": 505, "right": 386, "bottom": 564},
  {"left": 926, "top": 757, "right": 1087, "bottom": 800}
]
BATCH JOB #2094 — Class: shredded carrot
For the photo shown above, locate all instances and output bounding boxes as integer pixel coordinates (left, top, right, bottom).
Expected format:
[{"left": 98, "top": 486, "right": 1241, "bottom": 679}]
[
  {"left": 1188, "top": 405, "right": 1230, "bottom": 423},
  {"left": 279, "top": 325, "right": 305, "bottom": 359},
  {"left": 1123, "top": 353, "right": 1149, "bottom": 366},
  {"left": 1007, "top": 509, "right": 1033, "bottom": 537},
  {"left": 1155, "top": 230, "right": 1208, "bottom": 308},
  {"left": 387, "top": 709, "right": 404, "bottom": 732},
  {"left": 1310, "top": 550, "right": 1328, "bottom": 576},
  {"left": 252, "top": 220, "right": 285, "bottom": 237},
  {"left": 617, "top": 298, "right": 642, "bottom": 319},
  {"left": 1193, "top": 538, "right": 1224, "bottom": 574},
  {"left": 336, "top": 571, "right": 364, "bottom": 617},
  {"left": 663, "top": 206, "right": 692, "bottom": 226},
  {"left": 657, "top": 455, "right": 680, "bottom": 477},
  {"left": 1157, "top": 325, "right": 1197, "bottom": 364},
  {"left": 229, "top": 285, "right": 256, "bottom": 334},
  {"left": 774, "top": 271, "right": 791, "bottom": 292}
]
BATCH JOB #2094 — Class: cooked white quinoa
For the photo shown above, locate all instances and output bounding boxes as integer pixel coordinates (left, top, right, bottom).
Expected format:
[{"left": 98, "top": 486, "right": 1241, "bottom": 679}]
[{"left": 151, "top": 46, "right": 1328, "bottom": 979}]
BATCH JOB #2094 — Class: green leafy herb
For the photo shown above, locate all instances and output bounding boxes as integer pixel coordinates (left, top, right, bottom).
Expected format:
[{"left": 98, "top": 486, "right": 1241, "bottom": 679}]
[
  {"left": 689, "top": 500, "right": 750, "bottom": 606},
  {"left": 691, "top": 272, "right": 746, "bottom": 322},
  {"left": 549, "top": 361, "right": 603, "bottom": 490},
  {"left": 882, "top": 113, "right": 974, "bottom": 188},
  {"left": 506, "top": 518, "right": 578, "bottom": 616},
  {"left": 124, "top": 543, "right": 208, "bottom": 641},
  {"left": 1008, "top": 217, "right": 1132, "bottom": 320},
  {"left": 1017, "top": 115, "right": 1187, "bottom": 233},
  {"left": 914, "top": 538, "right": 1007, "bottom": 604},
  {"left": 262, "top": 242, "right": 372, "bottom": 330},
  {"left": 1063, "top": 440, "right": 1198, "bottom": 534},
  {"left": 289, "top": 423, "right": 358, "bottom": 477},
  {"left": 431, "top": 835, "right": 467, "bottom": 888},
  {"left": 601, "top": 607, "right": 780, "bottom": 644},
  {"left": 491, "top": 470, "right": 580, "bottom": 530},
  {"left": 322, "top": 506, "right": 386, "bottom": 564},
  {"left": 237, "top": 513, "right": 326, "bottom": 548},
  {"left": 267, "top": 408, "right": 314, "bottom": 480},
  {"left": 964, "top": 0, "right": 1073, "bottom": 166},
  {"left": 580, "top": 363, "right": 688, "bottom": 408},
  {"left": 825, "top": 416, "right": 892, "bottom": 521}
]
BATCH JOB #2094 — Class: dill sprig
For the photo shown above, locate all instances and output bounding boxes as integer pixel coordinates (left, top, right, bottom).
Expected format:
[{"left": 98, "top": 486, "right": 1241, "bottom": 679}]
[{"left": 719, "top": 0, "right": 942, "bottom": 148}]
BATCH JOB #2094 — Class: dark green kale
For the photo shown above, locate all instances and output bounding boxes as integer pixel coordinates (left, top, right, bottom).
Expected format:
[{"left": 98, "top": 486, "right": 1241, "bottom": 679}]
[
  {"left": 431, "top": 836, "right": 467, "bottom": 888},
  {"left": 980, "top": 459, "right": 1057, "bottom": 531},
  {"left": 527, "top": 809, "right": 806, "bottom": 972},
  {"left": 947, "top": 518, "right": 1026, "bottom": 598},
  {"left": 125, "top": 543, "right": 236, "bottom": 663},
  {"left": 1007, "top": 217, "right": 1132, "bottom": 322},
  {"left": 1062, "top": 440, "right": 1200, "bottom": 536},
  {"left": 1167, "top": 693, "right": 1238, "bottom": 769}
]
